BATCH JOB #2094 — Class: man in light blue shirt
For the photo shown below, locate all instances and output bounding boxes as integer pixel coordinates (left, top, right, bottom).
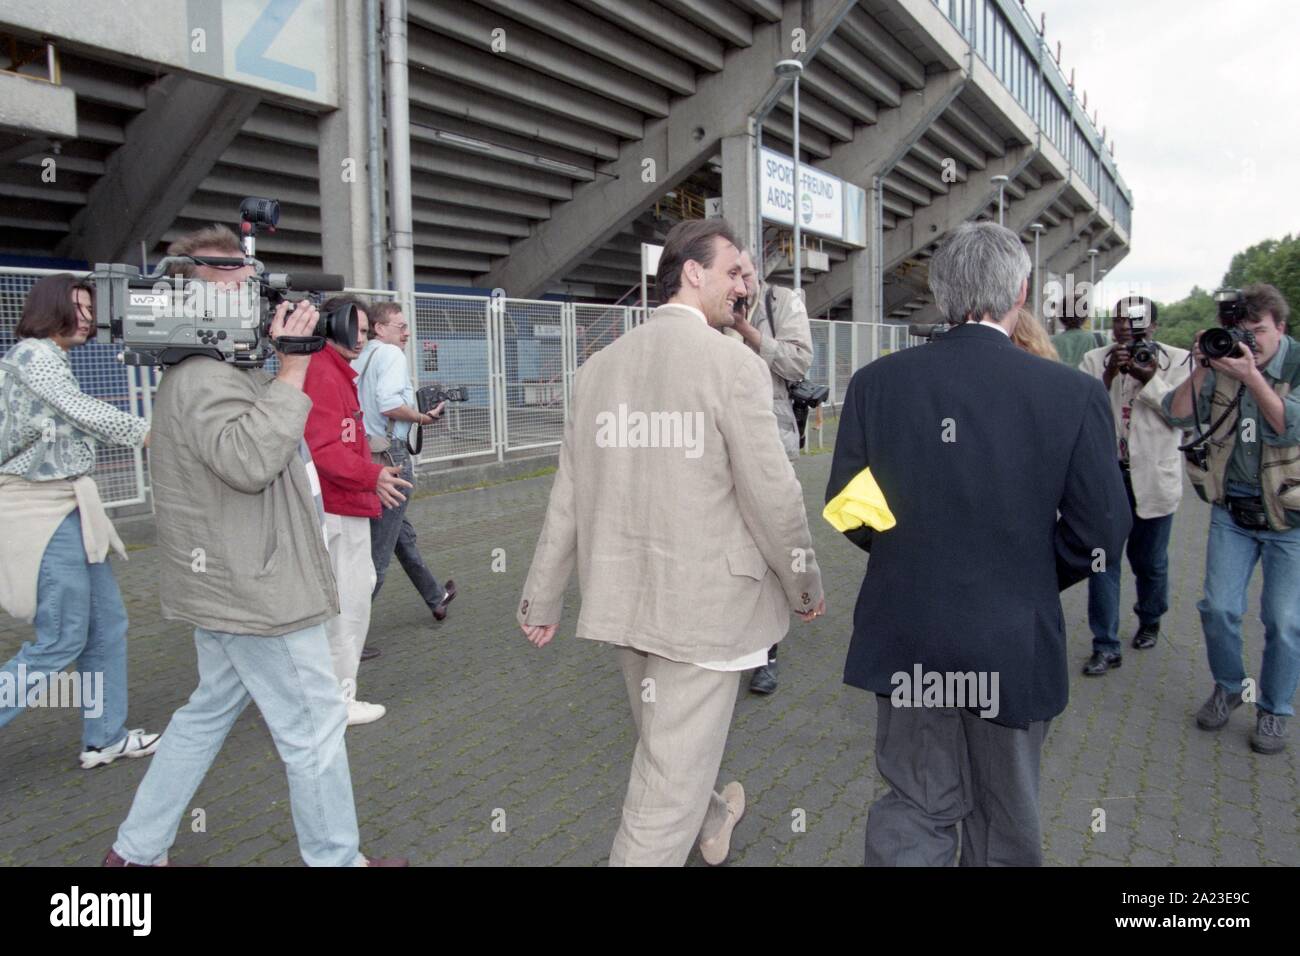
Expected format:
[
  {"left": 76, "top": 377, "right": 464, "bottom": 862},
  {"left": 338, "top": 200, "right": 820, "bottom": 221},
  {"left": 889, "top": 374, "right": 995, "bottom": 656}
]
[{"left": 353, "top": 302, "right": 455, "bottom": 649}]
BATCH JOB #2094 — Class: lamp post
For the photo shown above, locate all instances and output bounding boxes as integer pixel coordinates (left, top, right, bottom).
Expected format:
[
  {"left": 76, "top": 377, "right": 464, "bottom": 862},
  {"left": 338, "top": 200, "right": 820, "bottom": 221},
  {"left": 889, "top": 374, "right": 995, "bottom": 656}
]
[
  {"left": 1029, "top": 222, "right": 1045, "bottom": 326},
  {"left": 991, "top": 174, "right": 1009, "bottom": 225},
  {"left": 776, "top": 59, "right": 804, "bottom": 294},
  {"left": 1087, "top": 248, "right": 1100, "bottom": 330}
]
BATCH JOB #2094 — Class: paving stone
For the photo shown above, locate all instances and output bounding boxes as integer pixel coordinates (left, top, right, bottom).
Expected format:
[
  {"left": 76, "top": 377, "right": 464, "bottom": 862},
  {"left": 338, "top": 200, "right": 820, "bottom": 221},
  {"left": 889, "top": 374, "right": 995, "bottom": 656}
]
[{"left": 2, "top": 448, "right": 1295, "bottom": 866}]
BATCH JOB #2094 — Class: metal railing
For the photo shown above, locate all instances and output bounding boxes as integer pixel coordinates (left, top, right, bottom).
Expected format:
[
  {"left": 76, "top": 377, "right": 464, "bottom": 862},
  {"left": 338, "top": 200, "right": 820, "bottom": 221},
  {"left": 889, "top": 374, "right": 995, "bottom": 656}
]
[
  {"left": 934, "top": 0, "right": 1132, "bottom": 235},
  {"left": 0, "top": 265, "right": 918, "bottom": 508}
]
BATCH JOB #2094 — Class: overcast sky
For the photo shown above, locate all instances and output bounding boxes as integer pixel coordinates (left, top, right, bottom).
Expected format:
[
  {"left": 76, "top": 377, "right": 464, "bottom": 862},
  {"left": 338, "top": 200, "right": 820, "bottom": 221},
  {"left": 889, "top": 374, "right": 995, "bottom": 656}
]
[{"left": 1031, "top": 0, "right": 1300, "bottom": 304}]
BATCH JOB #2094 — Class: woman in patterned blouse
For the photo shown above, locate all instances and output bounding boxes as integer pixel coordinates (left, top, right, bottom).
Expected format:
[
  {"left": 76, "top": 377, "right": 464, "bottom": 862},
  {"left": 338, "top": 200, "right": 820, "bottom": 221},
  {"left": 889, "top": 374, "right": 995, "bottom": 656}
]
[{"left": 0, "top": 274, "right": 161, "bottom": 769}]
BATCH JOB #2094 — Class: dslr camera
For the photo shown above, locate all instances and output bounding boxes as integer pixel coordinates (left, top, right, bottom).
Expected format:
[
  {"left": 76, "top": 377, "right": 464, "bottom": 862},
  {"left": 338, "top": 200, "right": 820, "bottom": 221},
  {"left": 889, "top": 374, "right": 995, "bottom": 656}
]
[
  {"left": 416, "top": 384, "right": 470, "bottom": 412},
  {"left": 1200, "top": 289, "right": 1259, "bottom": 364},
  {"left": 88, "top": 198, "right": 355, "bottom": 367},
  {"left": 1122, "top": 302, "right": 1158, "bottom": 368}
]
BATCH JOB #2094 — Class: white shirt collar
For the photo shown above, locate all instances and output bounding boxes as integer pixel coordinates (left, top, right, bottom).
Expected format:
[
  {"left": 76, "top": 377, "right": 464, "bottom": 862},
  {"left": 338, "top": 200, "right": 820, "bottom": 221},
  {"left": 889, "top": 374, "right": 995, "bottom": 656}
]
[
  {"left": 979, "top": 318, "right": 1012, "bottom": 338},
  {"left": 673, "top": 304, "right": 708, "bottom": 325}
]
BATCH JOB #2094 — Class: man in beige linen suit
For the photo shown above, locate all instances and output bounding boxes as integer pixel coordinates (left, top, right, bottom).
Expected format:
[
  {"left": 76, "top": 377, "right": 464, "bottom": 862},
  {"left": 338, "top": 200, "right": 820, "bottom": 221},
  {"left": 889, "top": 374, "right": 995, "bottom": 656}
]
[{"left": 518, "top": 219, "right": 825, "bottom": 866}]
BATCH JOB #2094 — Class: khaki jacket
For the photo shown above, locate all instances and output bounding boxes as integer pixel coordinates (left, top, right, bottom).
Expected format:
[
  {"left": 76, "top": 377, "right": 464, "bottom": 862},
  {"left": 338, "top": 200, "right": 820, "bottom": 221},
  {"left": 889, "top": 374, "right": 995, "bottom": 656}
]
[
  {"left": 1079, "top": 342, "right": 1190, "bottom": 519},
  {"left": 725, "top": 284, "right": 813, "bottom": 458},
  {"left": 518, "top": 304, "right": 823, "bottom": 663},
  {"left": 150, "top": 358, "right": 339, "bottom": 637},
  {"left": 1181, "top": 349, "right": 1300, "bottom": 531}
]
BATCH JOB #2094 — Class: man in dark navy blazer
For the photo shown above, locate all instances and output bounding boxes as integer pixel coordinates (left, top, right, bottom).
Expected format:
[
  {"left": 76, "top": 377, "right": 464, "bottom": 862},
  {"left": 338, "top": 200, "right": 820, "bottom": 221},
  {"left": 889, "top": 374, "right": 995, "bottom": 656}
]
[{"left": 827, "top": 221, "right": 1130, "bottom": 866}]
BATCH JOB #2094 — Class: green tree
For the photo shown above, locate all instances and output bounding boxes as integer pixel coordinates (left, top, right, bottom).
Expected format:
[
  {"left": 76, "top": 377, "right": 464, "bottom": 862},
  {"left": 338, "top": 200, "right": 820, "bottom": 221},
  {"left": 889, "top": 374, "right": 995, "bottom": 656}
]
[{"left": 1155, "top": 233, "right": 1300, "bottom": 350}]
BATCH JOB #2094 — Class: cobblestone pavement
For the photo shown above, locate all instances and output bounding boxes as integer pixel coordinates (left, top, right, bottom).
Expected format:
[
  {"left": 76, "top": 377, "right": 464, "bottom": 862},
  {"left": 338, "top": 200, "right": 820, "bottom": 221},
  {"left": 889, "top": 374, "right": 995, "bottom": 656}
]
[{"left": 1, "top": 446, "right": 1297, "bottom": 867}]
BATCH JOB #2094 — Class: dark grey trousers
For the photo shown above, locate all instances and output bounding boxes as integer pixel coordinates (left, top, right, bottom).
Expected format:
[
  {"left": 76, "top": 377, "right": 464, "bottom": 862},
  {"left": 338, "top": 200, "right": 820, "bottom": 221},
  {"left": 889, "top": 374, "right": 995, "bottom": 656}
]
[
  {"left": 865, "top": 695, "right": 1050, "bottom": 867},
  {"left": 369, "top": 445, "right": 445, "bottom": 610}
]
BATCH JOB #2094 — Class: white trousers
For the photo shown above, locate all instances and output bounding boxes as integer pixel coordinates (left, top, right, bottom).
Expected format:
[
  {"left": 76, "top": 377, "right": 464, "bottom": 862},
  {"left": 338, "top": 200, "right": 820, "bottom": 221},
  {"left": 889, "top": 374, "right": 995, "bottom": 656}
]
[{"left": 323, "top": 512, "right": 376, "bottom": 690}]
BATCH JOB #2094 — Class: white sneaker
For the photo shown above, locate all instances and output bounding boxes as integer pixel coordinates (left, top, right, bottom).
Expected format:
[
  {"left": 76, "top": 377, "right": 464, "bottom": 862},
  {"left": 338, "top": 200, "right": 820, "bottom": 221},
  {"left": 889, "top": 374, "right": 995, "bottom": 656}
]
[
  {"left": 79, "top": 728, "right": 162, "bottom": 769},
  {"left": 347, "top": 699, "right": 386, "bottom": 725},
  {"left": 340, "top": 678, "right": 385, "bottom": 726}
]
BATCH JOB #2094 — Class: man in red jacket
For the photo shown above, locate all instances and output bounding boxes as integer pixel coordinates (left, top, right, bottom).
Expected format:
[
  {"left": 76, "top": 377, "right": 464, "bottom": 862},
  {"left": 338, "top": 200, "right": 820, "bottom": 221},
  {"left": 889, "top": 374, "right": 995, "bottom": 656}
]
[{"left": 304, "top": 296, "right": 411, "bottom": 726}]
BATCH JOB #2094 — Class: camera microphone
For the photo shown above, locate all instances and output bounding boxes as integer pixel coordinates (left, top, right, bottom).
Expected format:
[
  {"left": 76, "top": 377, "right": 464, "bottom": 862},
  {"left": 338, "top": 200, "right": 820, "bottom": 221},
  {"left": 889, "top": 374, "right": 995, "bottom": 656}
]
[{"left": 263, "top": 272, "right": 346, "bottom": 292}]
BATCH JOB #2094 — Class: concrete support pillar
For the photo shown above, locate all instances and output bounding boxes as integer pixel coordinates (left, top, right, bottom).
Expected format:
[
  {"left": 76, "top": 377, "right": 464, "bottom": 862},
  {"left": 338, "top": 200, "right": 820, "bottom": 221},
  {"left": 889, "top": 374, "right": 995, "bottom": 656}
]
[
  {"left": 721, "top": 130, "right": 758, "bottom": 255},
  {"left": 318, "top": 0, "right": 378, "bottom": 288},
  {"left": 850, "top": 180, "right": 882, "bottom": 330}
]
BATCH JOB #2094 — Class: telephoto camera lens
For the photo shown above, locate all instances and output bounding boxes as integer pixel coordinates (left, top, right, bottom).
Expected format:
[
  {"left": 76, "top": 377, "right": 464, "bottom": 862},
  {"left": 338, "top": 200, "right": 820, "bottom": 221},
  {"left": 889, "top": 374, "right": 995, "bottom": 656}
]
[
  {"left": 1201, "top": 327, "right": 1248, "bottom": 361},
  {"left": 318, "top": 301, "right": 358, "bottom": 349}
]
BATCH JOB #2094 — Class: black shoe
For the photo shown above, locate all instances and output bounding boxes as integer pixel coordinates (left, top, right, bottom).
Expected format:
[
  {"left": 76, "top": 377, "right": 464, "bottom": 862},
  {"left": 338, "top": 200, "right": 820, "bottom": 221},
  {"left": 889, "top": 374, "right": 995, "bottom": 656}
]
[
  {"left": 1195, "top": 684, "right": 1244, "bottom": 730},
  {"left": 433, "top": 580, "right": 457, "bottom": 622},
  {"left": 1250, "top": 710, "right": 1288, "bottom": 754},
  {"left": 1082, "top": 651, "right": 1121, "bottom": 676},
  {"left": 749, "top": 661, "right": 778, "bottom": 695},
  {"left": 360, "top": 646, "right": 381, "bottom": 662},
  {"left": 1131, "top": 622, "right": 1159, "bottom": 649}
]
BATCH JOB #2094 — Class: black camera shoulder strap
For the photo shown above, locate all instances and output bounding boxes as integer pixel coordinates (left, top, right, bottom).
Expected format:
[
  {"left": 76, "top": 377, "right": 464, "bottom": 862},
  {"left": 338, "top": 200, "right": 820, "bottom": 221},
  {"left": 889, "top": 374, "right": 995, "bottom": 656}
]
[{"left": 356, "top": 344, "right": 397, "bottom": 442}]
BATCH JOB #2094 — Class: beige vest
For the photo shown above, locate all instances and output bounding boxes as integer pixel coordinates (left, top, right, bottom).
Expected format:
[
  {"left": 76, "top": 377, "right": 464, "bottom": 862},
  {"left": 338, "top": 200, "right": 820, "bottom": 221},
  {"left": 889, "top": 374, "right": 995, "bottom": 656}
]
[{"left": 1185, "top": 372, "right": 1300, "bottom": 530}]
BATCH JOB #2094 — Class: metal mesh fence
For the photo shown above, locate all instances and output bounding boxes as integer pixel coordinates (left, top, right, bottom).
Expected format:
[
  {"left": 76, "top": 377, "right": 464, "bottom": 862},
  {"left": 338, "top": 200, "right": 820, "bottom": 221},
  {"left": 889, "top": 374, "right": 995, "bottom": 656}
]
[
  {"left": 409, "top": 293, "right": 495, "bottom": 463},
  {"left": 807, "top": 320, "right": 830, "bottom": 399},
  {"left": 0, "top": 267, "right": 147, "bottom": 508},
  {"left": 573, "top": 304, "right": 627, "bottom": 370},
  {"left": 834, "top": 321, "right": 853, "bottom": 404},
  {"left": 501, "top": 298, "right": 565, "bottom": 452},
  {"left": 2, "top": 265, "right": 920, "bottom": 495}
]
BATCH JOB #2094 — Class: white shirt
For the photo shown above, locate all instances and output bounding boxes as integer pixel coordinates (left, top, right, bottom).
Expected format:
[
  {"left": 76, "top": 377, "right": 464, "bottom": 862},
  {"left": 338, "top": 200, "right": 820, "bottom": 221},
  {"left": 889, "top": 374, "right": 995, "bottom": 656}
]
[
  {"left": 980, "top": 318, "right": 1012, "bottom": 337},
  {"left": 661, "top": 301, "right": 773, "bottom": 673}
]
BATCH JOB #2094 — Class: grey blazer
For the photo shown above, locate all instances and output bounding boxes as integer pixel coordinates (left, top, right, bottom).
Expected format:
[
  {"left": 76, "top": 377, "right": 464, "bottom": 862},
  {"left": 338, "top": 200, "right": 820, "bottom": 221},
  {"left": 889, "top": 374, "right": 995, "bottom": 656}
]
[{"left": 518, "top": 304, "right": 823, "bottom": 664}]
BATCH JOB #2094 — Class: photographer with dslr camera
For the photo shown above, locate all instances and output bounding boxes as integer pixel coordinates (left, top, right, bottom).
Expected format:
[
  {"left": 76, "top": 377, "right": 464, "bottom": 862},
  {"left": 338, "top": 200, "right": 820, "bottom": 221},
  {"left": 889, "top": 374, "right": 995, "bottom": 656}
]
[
  {"left": 107, "top": 224, "right": 404, "bottom": 866},
  {"left": 1164, "top": 283, "right": 1300, "bottom": 754},
  {"left": 353, "top": 301, "right": 455, "bottom": 648},
  {"left": 728, "top": 250, "right": 813, "bottom": 696},
  {"left": 1078, "top": 297, "right": 1189, "bottom": 677}
]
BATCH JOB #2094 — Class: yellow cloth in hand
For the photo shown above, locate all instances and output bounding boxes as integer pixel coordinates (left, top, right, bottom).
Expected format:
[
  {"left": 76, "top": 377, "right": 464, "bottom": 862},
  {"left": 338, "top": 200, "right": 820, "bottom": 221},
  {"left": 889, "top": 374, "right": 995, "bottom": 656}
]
[{"left": 823, "top": 467, "right": 896, "bottom": 533}]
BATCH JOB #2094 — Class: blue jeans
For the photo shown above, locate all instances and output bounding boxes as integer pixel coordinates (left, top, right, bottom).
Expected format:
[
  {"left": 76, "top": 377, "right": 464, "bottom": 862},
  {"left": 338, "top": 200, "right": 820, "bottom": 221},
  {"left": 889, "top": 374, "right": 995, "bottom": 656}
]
[
  {"left": 113, "top": 624, "right": 364, "bottom": 866},
  {"left": 0, "top": 510, "right": 129, "bottom": 750},
  {"left": 370, "top": 444, "right": 445, "bottom": 609},
  {"left": 1087, "top": 471, "right": 1174, "bottom": 654},
  {"left": 1198, "top": 505, "right": 1300, "bottom": 717}
]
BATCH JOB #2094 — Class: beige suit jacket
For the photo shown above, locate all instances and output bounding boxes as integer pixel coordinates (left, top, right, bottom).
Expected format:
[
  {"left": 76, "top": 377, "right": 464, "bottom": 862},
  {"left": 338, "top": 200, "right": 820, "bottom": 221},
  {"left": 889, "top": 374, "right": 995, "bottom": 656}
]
[{"left": 518, "top": 304, "right": 824, "bottom": 663}]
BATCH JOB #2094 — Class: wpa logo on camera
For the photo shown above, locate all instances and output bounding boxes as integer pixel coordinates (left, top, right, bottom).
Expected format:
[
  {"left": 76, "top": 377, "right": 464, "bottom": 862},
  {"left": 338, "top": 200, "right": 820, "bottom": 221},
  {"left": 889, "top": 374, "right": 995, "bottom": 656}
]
[
  {"left": 143, "top": 276, "right": 259, "bottom": 324},
  {"left": 594, "top": 404, "right": 706, "bottom": 459}
]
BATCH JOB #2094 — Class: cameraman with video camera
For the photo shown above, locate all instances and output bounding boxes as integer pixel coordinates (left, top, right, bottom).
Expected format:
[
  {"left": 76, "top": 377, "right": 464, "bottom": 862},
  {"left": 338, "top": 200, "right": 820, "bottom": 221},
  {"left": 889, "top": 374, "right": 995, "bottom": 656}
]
[
  {"left": 107, "top": 224, "right": 405, "bottom": 866},
  {"left": 727, "top": 250, "right": 813, "bottom": 696},
  {"left": 1164, "top": 283, "right": 1300, "bottom": 754},
  {"left": 1077, "top": 297, "right": 1190, "bottom": 677}
]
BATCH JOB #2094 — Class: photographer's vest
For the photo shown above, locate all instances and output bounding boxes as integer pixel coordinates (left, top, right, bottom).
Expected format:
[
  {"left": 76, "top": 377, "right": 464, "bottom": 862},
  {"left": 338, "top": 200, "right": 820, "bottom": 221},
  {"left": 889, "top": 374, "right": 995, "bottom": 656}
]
[{"left": 1185, "top": 336, "right": 1300, "bottom": 530}]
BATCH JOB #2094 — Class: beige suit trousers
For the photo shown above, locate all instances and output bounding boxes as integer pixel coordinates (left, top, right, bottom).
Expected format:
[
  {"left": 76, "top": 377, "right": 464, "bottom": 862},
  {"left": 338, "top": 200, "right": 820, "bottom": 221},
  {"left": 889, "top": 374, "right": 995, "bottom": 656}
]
[
  {"left": 609, "top": 647, "right": 739, "bottom": 866},
  {"left": 323, "top": 512, "right": 376, "bottom": 689}
]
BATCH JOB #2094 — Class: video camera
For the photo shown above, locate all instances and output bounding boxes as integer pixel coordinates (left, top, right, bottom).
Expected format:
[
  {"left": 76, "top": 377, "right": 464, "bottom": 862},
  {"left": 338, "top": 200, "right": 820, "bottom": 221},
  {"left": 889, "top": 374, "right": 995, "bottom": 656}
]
[
  {"left": 1201, "top": 289, "right": 1259, "bottom": 363},
  {"left": 908, "top": 321, "right": 952, "bottom": 341},
  {"left": 88, "top": 198, "right": 354, "bottom": 367}
]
